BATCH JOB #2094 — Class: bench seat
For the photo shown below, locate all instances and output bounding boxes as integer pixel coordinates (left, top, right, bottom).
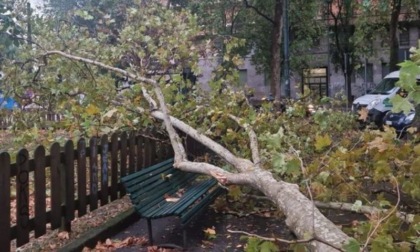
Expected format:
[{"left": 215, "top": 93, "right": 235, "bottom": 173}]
[{"left": 121, "top": 158, "right": 225, "bottom": 247}]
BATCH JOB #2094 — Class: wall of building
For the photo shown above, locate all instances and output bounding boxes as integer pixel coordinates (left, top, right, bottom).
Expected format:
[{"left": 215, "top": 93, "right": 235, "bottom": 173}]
[
  {"left": 197, "top": 55, "right": 269, "bottom": 99},
  {"left": 196, "top": 24, "right": 419, "bottom": 102}
]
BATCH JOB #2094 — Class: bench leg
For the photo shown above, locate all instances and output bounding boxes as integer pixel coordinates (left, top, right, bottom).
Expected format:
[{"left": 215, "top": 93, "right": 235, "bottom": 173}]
[
  {"left": 147, "top": 219, "right": 153, "bottom": 245},
  {"left": 183, "top": 229, "right": 187, "bottom": 248}
]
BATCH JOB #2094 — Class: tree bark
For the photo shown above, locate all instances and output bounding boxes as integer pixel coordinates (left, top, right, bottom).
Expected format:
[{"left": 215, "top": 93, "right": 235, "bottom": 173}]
[
  {"left": 270, "top": 0, "right": 283, "bottom": 100},
  {"left": 389, "top": 0, "right": 402, "bottom": 72}
]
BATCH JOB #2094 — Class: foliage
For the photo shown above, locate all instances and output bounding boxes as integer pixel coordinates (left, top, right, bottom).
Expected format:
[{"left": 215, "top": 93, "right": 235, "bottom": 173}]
[
  {"left": 0, "top": 0, "right": 26, "bottom": 62},
  {"left": 1, "top": 1, "right": 420, "bottom": 251}
]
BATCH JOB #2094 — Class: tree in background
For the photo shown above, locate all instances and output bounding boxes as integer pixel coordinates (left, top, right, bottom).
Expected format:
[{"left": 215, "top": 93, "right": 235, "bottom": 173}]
[{"left": 0, "top": 0, "right": 26, "bottom": 63}]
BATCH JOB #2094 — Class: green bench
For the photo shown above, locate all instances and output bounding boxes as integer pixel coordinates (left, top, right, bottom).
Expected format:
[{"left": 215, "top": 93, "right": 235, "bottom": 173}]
[{"left": 121, "top": 158, "right": 225, "bottom": 247}]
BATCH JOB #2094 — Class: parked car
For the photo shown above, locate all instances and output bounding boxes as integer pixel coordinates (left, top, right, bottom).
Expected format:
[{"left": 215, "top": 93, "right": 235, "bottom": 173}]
[
  {"left": 383, "top": 109, "right": 416, "bottom": 136},
  {"left": 352, "top": 71, "right": 419, "bottom": 127}
]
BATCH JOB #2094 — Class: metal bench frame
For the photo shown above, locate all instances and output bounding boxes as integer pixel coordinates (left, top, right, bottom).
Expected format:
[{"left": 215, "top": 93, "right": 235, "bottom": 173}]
[{"left": 121, "top": 158, "right": 225, "bottom": 247}]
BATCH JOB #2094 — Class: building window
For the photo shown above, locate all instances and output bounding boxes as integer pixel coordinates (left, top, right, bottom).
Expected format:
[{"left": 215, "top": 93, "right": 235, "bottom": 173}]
[
  {"left": 356, "top": 63, "right": 373, "bottom": 83},
  {"left": 239, "top": 69, "right": 247, "bottom": 86},
  {"left": 399, "top": 28, "right": 410, "bottom": 47},
  {"left": 398, "top": 48, "right": 410, "bottom": 61},
  {"left": 302, "top": 68, "right": 328, "bottom": 98},
  {"left": 382, "top": 62, "right": 389, "bottom": 78}
]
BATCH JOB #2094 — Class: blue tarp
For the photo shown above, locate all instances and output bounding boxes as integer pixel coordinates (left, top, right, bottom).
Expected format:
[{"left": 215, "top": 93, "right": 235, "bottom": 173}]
[{"left": 0, "top": 92, "right": 18, "bottom": 110}]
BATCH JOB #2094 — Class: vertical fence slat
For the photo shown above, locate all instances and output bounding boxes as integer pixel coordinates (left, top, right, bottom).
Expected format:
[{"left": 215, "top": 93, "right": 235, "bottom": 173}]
[
  {"left": 136, "top": 133, "right": 144, "bottom": 170},
  {"left": 120, "top": 132, "right": 127, "bottom": 178},
  {"left": 64, "top": 141, "right": 75, "bottom": 231},
  {"left": 128, "top": 131, "right": 135, "bottom": 174},
  {"left": 77, "top": 138, "right": 87, "bottom": 217},
  {"left": 0, "top": 152, "right": 11, "bottom": 252},
  {"left": 110, "top": 133, "right": 118, "bottom": 201},
  {"left": 16, "top": 149, "right": 30, "bottom": 247},
  {"left": 89, "top": 137, "right": 98, "bottom": 211},
  {"left": 150, "top": 136, "right": 157, "bottom": 164},
  {"left": 144, "top": 137, "right": 151, "bottom": 167},
  {"left": 50, "top": 143, "right": 61, "bottom": 229},
  {"left": 100, "top": 135, "right": 109, "bottom": 206},
  {"left": 34, "top": 146, "right": 46, "bottom": 238}
]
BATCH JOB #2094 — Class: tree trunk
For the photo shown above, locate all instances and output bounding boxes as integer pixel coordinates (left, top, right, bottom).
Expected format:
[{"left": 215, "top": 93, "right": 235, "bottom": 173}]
[
  {"left": 270, "top": 0, "right": 283, "bottom": 100},
  {"left": 389, "top": 0, "right": 402, "bottom": 72}
]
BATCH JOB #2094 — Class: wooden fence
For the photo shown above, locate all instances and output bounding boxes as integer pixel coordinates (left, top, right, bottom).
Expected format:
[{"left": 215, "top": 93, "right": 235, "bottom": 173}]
[
  {"left": 0, "top": 131, "right": 173, "bottom": 252},
  {"left": 0, "top": 111, "right": 63, "bottom": 130}
]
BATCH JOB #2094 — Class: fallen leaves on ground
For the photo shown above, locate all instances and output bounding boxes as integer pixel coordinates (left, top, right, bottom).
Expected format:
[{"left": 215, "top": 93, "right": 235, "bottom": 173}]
[
  {"left": 82, "top": 236, "right": 148, "bottom": 251},
  {"left": 147, "top": 246, "right": 182, "bottom": 252}
]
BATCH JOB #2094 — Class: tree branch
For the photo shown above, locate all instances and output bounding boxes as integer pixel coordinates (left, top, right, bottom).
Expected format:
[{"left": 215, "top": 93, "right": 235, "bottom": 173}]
[
  {"left": 243, "top": 0, "right": 275, "bottom": 24},
  {"left": 228, "top": 114, "right": 261, "bottom": 166},
  {"left": 43, "top": 50, "right": 187, "bottom": 162}
]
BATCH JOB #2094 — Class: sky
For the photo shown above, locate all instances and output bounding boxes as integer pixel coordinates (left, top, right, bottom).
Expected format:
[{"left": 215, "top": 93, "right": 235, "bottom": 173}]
[{"left": 28, "top": 0, "right": 44, "bottom": 13}]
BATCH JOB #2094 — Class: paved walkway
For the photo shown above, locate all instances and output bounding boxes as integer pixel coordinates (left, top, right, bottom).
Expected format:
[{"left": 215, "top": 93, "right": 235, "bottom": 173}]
[{"left": 111, "top": 208, "right": 292, "bottom": 251}]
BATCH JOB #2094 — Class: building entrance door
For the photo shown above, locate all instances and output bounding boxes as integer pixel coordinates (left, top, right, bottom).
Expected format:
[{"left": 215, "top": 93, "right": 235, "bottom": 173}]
[{"left": 302, "top": 68, "right": 328, "bottom": 99}]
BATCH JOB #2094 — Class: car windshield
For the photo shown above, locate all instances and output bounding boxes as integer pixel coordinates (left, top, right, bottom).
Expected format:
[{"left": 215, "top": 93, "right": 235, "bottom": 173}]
[{"left": 369, "top": 78, "right": 398, "bottom": 95}]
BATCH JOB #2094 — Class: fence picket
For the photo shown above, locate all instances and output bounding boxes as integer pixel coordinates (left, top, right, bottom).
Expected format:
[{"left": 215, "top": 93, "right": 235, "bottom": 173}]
[
  {"left": 136, "top": 133, "right": 144, "bottom": 170},
  {"left": 34, "top": 146, "right": 46, "bottom": 237},
  {"left": 16, "top": 149, "right": 30, "bottom": 247},
  {"left": 0, "top": 152, "right": 11, "bottom": 252},
  {"left": 64, "top": 141, "right": 75, "bottom": 231},
  {"left": 110, "top": 133, "right": 118, "bottom": 200},
  {"left": 120, "top": 132, "right": 127, "bottom": 179},
  {"left": 100, "top": 135, "right": 109, "bottom": 206},
  {"left": 89, "top": 137, "right": 98, "bottom": 211},
  {"left": 77, "top": 138, "right": 87, "bottom": 217},
  {"left": 128, "top": 131, "right": 135, "bottom": 174},
  {"left": 144, "top": 136, "right": 151, "bottom": 167},
  {"left": 50, "top": 143, "right": 61, "bottom": 229}
]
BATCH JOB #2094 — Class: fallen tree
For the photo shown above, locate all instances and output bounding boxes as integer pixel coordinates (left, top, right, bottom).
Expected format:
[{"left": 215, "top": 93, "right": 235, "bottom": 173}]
[{"left": 42, "top": 50, "right": 352, "bottom": 251}]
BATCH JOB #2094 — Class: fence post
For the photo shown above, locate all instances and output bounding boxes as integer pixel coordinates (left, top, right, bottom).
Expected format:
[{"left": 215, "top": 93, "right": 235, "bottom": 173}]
[
  {"left": 89, "top": 137, "right": 98, "bottom": 211},
  {"left": 34, "top": 146, "right": 46, "bottom": 237},
  {"left": 64, "top": 140, "right": 75, "bottom": 232},
  {"left": 77, "top": 138, "right": 87, "bottom": 217},
  {"left": 16, "top": 149, "right": 30, "bottom": 247},
  {"left": 50, "top": 143, "right": 62, "bottom": 229},
  {"left": 110, "top": 133, "right": 118, "bottom": 200},
  {"left": 100, "top": 135, "right": 109, "bottom": 206},
  {"left": 0, "top": 152, "right": 11, "bottom": 252},
  {"left": 128, "top": 131, "right": 136, "bottom": 174}
]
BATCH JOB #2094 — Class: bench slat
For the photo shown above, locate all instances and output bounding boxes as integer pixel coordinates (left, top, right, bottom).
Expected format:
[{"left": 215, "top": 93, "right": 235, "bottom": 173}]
[
  {"left": 127, "top": 168, "right": 193, "bottom": 199},
  {"left": 121, "top": 159, "right": 174, "bottom": 188},
  {"left": 141, "top": 179, "right": 217, "bottom": 218},
  {"left": 134, "top": 173, "right": 198, "bottom": 213},
  {"left": 180, "top": 186, "right": 224, "bottom": 226}
]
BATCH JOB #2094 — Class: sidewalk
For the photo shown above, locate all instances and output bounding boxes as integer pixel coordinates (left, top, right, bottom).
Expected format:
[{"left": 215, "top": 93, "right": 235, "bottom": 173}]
[{"left": 111, "top": 208, "right": 292, "bottom": 251}]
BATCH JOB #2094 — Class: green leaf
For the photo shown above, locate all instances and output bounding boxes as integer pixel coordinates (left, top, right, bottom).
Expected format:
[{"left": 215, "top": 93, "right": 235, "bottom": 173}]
[
  {"left": 260, "top": 241, "right": 279, "bottom": 252},
  {"left": 351, "top": 200, "right": 363, "bottom": 212},
  {"left": 314, "top": 134, "right": 332, "bottom": 151},
  {"left": 286, "top": 158, "right": 302, "bottom": 176},
  {"left": 343, "top": 238, "right": 361, "bottom": 252},
  {"left": 272, "top": 153, "right": 286, "bottom": 175},
  {"left": 390, "top": 95, "right": 413, "bottom": 114}
]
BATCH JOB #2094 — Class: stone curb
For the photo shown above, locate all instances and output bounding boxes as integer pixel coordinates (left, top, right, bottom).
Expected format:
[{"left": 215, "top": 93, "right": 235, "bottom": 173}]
[{"left": 58, "top": 208, "right": 140, "bottom": 252}]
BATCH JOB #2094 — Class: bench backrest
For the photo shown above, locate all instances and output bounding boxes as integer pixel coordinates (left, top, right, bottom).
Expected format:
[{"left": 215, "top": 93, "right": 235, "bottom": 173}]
[{"left": 121, "top": 158, "right": 199, "bottom": 214}]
